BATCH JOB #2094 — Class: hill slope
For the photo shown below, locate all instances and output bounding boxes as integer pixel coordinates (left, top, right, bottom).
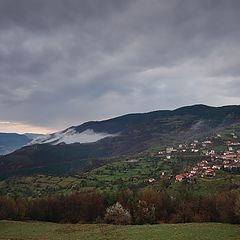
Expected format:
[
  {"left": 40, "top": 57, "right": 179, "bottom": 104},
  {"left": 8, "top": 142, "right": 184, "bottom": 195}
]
[{"left": 0, "top": 104, "right": 240, "bottom": 178}]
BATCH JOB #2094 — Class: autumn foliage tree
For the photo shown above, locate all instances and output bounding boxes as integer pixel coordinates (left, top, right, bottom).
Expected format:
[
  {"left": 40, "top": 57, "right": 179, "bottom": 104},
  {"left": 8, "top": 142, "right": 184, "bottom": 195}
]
[{"left": 0, "top": 189, "right": 240, "bottom": 224}]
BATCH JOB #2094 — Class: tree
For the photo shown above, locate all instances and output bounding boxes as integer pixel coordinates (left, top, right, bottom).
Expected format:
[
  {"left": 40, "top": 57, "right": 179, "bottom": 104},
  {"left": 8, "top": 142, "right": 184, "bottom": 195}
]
[
  {"left": 234, "top": 193, "right": 240, "bottom": 223},
  {"left": 104, "top": 202, "right": 132, "bottom": 224},
  {"left": 216, "top": 191, "right": 238, "bottom": 223},
  {"left": 0, "top": 197, "right": 18, "bottom": 220},
  {"left": 138, "top": 188, "right": 171, "bottom": 222},
  {"left": 135, "top": 200, "right": 155, "bottom": 224}
]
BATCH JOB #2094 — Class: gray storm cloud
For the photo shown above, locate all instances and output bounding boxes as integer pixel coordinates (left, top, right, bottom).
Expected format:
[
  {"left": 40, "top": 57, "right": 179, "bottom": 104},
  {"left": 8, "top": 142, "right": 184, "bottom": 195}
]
[{"left": 0, "top": 0, "right": 240, "bottom": 131}]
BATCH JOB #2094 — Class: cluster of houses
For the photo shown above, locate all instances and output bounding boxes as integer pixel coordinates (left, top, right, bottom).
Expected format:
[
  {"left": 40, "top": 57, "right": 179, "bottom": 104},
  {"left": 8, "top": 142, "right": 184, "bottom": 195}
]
[
  {"left": 175, "top": 160, "right": 218, "bottom": 182},
  {"left": 159, "top": 133, "right": 240, "bottom": 182}
]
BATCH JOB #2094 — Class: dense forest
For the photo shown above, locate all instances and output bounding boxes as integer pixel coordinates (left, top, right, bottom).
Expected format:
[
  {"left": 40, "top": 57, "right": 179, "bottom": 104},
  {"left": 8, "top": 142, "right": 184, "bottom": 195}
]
[{"left": 1, "top": 188, "right": 240, "bottom": 225}]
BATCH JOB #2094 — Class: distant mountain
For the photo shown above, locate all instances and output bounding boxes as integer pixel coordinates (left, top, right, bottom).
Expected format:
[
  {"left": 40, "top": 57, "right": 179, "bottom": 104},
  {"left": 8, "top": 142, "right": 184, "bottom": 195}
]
[
  {"left": 0, "top": 133, "right": 43, "bottom": 155},
  {"left": 1, "top": 104, "right": 240, "bottom": 179},
  {"left": 24, "top": 133, "right": 43, "bottom": 140}
]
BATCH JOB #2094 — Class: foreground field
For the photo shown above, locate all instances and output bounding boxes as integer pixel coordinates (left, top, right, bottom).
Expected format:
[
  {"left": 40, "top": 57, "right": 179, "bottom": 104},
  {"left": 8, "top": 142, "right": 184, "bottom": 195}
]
[{"left": 0, "top": 221, "right": 240, "bottom": 240}]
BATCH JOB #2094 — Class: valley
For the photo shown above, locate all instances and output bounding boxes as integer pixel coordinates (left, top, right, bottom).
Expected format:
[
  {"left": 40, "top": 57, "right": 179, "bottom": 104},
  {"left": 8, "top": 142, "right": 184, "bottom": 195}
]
[{"left": 1, "top": 1, "right": 240, "bottom": 239}]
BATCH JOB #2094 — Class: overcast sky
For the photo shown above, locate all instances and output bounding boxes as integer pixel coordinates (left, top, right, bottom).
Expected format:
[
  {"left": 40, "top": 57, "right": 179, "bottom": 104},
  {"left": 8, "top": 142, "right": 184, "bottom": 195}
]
[{"left": 0, "top": 0, "right": 240, "bottom": 133}]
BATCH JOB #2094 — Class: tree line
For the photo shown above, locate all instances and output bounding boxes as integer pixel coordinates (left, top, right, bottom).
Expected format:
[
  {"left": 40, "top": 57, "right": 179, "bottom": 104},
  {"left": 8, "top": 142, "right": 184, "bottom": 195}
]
[{"left": 0, "top": 188, "right": 240, "bottom": 224}]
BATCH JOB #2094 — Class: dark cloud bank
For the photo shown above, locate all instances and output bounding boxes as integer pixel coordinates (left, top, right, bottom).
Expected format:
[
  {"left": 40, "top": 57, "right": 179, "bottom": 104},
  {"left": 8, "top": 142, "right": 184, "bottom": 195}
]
[{"left": 0, "top": 0, "right": 240, "bottom": 132}]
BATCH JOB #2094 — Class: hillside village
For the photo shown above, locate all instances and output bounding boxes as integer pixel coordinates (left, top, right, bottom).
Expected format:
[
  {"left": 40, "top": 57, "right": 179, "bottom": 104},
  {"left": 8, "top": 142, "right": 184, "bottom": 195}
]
[
  {"left": 157, "top": 132, "right": 240, "bottom": 183},
  {"left": 1, "top": 129, "right": 240, "bottom": 198}
]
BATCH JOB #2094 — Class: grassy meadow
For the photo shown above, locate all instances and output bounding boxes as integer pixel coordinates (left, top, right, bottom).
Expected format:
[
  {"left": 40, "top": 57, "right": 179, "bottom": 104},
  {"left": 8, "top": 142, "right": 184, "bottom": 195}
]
[{"left": 0, "top": 221, "right": 240, "bottom": 240}]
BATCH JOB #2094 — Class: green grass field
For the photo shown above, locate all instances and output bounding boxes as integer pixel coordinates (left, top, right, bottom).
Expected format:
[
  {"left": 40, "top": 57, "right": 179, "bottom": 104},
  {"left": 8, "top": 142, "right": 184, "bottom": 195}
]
[{"left": 0, "top": 221, "right": 239, "bottom": 240}]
